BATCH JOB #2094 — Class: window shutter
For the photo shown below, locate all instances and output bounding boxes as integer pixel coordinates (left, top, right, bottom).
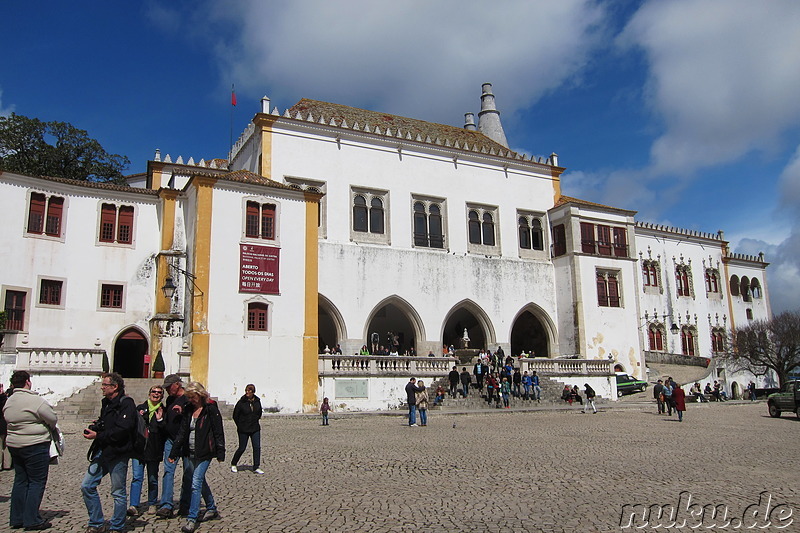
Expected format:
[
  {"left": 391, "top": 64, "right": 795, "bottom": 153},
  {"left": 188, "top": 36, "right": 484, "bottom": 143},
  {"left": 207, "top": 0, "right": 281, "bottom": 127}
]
[
  {"left": 45, "top": 197, "right": 64, "bottom": 236},
  {"left": 117, "top": 206, "right": 134, "bottom": 244},
  {"left": 28, "top": 193, "right": 46, "bottom": 234},
  {"left": 246, "top": 202, "right": 260, "bottom": 238},
  {"left": 261, "top": 204, "right": 276, "bottom": 239},
  {"left": 100, "top": 204, "right": 117, "bottom": 242},
  {"left": 596, "top": 275, "right": 608, "bottom": 306},
  {"left": 607, "top": 274, "right": 620, "bottom": 307},
  {"left": 580, "top": 223, "right": 595, "bottom": 254}
]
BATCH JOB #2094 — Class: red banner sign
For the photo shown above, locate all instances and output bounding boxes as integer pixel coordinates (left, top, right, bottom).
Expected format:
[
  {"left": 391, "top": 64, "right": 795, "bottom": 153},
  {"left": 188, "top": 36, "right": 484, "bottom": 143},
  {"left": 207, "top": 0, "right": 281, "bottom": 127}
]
[{"left": 239, "top": 244, "right": 280, "bottom": 294}]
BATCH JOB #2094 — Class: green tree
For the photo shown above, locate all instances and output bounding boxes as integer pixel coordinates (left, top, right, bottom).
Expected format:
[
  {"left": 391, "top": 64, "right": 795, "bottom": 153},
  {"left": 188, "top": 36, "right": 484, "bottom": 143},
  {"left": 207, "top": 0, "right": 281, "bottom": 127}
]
[
  {"left": 722, "top": 310, "right": 800, "bottom": 387},
  {"left": 0, "top": 113, "right": 129, "bottom": 183}
]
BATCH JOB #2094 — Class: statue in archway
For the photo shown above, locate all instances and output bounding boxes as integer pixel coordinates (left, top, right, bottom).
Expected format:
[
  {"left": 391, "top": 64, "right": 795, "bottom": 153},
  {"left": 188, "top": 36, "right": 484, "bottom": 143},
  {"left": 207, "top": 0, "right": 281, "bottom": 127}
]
[{"left": 461, "top": 328, "right": 470, "bottom": 349}]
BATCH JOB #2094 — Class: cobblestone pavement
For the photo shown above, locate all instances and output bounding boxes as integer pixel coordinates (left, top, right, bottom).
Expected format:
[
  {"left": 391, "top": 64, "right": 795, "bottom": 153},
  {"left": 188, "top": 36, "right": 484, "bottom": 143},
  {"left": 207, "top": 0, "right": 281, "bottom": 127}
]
[{"left": 0, "top": 402, "right": 797, "bottom": 532}]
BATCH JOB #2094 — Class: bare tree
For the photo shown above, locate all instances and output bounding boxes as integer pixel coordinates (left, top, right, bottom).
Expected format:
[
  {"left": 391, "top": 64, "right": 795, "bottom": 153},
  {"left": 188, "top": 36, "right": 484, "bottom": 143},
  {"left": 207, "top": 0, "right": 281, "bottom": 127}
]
[{"left": 722, "top": 311, "right": 800, "bottom": 387}]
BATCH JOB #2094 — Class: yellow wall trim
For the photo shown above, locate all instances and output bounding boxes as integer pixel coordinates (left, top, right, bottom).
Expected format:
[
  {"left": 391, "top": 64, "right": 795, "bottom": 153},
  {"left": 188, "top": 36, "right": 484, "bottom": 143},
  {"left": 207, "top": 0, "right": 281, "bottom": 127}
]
[
  {"left": 254, "top": 114, "right": 279, "bottom": 179},
  {"left": 302, "top": 190, "right": 320, "bottom": 410},
  {"left": 189, "top": 176, "right": 216, "bottom": 385}
]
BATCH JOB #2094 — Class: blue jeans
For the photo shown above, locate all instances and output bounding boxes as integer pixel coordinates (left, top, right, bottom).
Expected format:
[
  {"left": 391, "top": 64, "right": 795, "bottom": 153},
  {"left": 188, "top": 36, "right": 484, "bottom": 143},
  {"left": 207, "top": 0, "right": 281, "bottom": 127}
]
[
  {"left": 523, "top": 384, "right": 531, "bottom": 398},
  {"left": 8, "top": 442, "right": 50, "bottom": 528},
  {"left": 159, "top": 438, "right": 190, "bottom": 511},
  {"left": 462, "top": 384, "right": 469, "bottom": 397},
  {"left": 231, "top": 430, "right": 261, "bottom": 469},
  {"left": 533, "top": 385, "right": 542, "bottom": 400},
  {"left": 408, "top": 404, "right": 417, "bottom": 425},
  {"left": 130, "top": 458, "right": 160, "bottom": 507},
  {"left": 183, "top": 458, "right": 217, "bottom": 522},
  {"left": 419, "top": 408, "right": 427, "bottom": 426},
  {"left": 81, "top": 451, "right": 128, "bottom": 530}
]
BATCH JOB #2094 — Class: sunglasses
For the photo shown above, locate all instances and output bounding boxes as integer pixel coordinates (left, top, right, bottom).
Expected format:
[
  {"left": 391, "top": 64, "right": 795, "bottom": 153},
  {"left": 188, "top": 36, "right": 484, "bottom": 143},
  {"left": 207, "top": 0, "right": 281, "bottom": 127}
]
[{"left": 150, "top": 390, "right": 164, "bottom": 395}]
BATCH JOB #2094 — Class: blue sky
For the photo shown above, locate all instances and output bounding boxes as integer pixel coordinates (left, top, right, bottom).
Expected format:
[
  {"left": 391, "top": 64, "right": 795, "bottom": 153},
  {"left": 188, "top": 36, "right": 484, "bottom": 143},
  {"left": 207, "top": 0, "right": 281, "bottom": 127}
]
[{"left": 2, "top": 0, "right": 798, "bottom": 313}]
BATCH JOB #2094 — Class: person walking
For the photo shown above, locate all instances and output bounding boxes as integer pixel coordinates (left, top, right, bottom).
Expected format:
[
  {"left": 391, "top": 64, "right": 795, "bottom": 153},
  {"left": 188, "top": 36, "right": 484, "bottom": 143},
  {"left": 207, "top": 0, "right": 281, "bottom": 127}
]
[
  {"left": 405, "top": 378, "right": 420, "bottom": 426},
  {"left": 157, "top": 374, "right": 190, "bottom": 518},
  {"left": 459, "top": 368, "right": 472, "bottom": 398},
  {"left": 485, "top": 374, "right": 498, "bottom": 406},
  {"left": 168, "top": 382, "right": 225, "bottom": 533},
  {"left": 473, "top": 360, "right": 485, "bottom": 393},
  {"left": 748, "top": 381, "right": 757, "bottom": 401},
  {"left": 662, "top": 378, "right": 674, "bottom": 416},
  {"left": 128, "top": 385, "right": 166, "bottom": 517},
  {"left": 448, "top": 366, "right": 460, "bottom": 398},
  {"left": 230, "top": 384, "right": 263, "bottom": 475},
  {"left": 320, "top": 397, "right": 331, "bottom": 425},
  {"left": 673, "top": 382, "right": 687, "bottom": 422},
  {"left": 0, "top": 383, "right": 12, "bottom": 472},
  {"left": 416, "top": 381, "right": 429, "bottom": 426},
  {"left": 653, "top": 380, "right": 665, "bottom": 414},
  {"left": 582, "top": 384, "right": 597, "bottom": 414},
  {"left": 81, "top": 372, "right": 137, "bottom": 533},
  {"left": 3, "top": 370, "right": 58, "bottom": 530},
  {"left": 500, "top": 377, "right": 511, "bottom": 408}
]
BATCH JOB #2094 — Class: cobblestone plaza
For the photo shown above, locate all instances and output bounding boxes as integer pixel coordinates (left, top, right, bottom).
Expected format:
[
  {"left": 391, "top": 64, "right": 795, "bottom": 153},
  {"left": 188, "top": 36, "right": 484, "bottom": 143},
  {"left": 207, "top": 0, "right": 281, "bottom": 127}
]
[{"left": 0, "top": 402, "right": 796, "bottom": 532}]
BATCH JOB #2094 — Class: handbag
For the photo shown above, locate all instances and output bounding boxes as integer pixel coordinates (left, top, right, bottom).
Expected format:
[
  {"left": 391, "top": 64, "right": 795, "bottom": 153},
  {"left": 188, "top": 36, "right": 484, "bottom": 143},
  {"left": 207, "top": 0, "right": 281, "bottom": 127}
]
[{"left": 49, "top": 425, "right": 65, "bottom": 465}]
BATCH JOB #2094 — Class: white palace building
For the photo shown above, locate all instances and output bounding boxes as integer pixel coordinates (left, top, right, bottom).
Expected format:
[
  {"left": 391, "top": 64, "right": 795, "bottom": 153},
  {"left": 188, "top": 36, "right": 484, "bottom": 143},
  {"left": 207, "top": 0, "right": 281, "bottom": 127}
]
[{"left": 0, "top": 84, "right": 772, "bottom": 411}]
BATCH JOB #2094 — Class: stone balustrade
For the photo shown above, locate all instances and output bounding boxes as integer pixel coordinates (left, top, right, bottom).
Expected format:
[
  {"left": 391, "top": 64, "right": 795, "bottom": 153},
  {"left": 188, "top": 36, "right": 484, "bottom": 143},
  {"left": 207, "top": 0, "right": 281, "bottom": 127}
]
[
  {"left": 319, "top": 355, "right": 458, "bottom": 377},
  {"left": 15, "top": 347, "right": 105, "bottom": 374},
  {"left": 519, "top": 357, "right": 615, "bottom": 376}
]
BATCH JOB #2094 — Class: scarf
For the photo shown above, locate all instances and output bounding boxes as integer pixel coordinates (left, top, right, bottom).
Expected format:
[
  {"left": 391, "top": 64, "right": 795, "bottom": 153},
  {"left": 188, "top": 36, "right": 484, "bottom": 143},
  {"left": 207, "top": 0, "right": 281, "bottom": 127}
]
[{"left": 147, "top": 399, "right": 161, "bottom": 421}]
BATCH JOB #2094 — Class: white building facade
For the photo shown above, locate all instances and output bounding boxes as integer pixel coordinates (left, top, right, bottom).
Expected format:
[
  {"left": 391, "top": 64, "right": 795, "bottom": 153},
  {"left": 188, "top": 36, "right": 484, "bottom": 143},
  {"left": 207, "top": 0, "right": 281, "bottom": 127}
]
[{"left": 0, "top": 85, "right": 773, "bottom": 410}]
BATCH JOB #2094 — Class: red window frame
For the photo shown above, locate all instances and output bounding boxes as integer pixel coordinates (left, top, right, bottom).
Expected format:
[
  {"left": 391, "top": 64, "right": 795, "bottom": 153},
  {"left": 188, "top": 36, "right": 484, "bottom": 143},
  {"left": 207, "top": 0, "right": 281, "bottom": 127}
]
[
  {"left": 648, "top": 326, "right": 664, "bottom": 351},
  {"left": 552, "top": 224, "right": 566, "bottom": 257},
  {"left": 247, "top": 302, "right": 268, "bottom": 331},
  {"left": 39, "top": 279, "right": 62, "bottom": 306},
  {"left": 27, "top": 193, "right": 46, "bottom": 234},
  {"left": 100, "top": 284, "right": 123, "bottom": 309},
  {"left": 100, "top": 204, "right": 117, "bottom": 242},
  {"left": 612, "top": 227, "right": 627, "bottom": 257},
  {"left": 261, "top": 204, "right": 276, "bottom": 240},
  {"left": 580, "top": 223, "right": 595, "bottom": 254},
  {"left": 117, "top": 206, "right": 134, "bottom": 244},
  {"left": 4, "top": 290, "right": 26, "bottom": 331},
  {"left": 45, "top": 197, "right": 63, "bottom": 236},
  {"left": 676, "top": 269, "right": 690, "bottom": 296},
  {"left": 596, "top": 225, "right": 612, "bottom": 256},
  {"left": 681, "top": 327, "right": 695, "bottom": 356}
]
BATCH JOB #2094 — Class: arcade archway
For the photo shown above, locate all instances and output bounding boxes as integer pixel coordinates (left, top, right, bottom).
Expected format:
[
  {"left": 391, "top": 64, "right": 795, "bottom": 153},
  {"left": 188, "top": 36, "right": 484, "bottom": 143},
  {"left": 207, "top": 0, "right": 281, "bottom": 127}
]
[
  {"left": 365, "top": 297, "right": 424, "bottom": 355},
  {"left": 319, "top": 294, "right": 346, "bottom": 353},
  {"left": 510, "top": 309, "right": 550, "bottom": 357},
  {"left": 442, "top": 300, "right": 493, "bottom": 352},
  {"left": 113, "top": 327, "right": 149, "bottom": 378}
]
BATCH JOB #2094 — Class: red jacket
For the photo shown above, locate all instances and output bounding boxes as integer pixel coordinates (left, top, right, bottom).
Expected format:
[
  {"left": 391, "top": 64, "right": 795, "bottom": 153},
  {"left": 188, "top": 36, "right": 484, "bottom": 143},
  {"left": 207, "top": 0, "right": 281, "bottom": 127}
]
[{"left": 673, "top": 387, "right": 687, "bottom": 412}]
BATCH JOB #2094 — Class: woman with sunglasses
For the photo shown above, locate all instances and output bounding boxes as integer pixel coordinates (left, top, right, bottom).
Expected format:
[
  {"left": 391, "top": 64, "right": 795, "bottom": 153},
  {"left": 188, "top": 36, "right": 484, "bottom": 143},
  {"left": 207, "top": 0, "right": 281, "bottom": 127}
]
[{"left": 127, "top": 386, "right": 166, "bottom": 516}]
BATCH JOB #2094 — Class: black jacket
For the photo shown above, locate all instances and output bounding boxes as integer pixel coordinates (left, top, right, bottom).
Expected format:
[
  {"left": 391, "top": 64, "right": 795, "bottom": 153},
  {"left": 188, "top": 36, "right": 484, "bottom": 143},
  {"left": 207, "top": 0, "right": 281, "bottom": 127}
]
[
  {"left": 135, "top": 401, "right": 166, "bottom": 462},
  {"left": 163, "top": 393, "right": 188, "bottom": 441},
  {"left": 92, "top": 393, "right": 137, "bottom": 464},
  {"left": 232, "top": 395, "right": 263, "bottom": 434},
  {"left": 169, "top": 400, "right": 225, "bottom": 462}
]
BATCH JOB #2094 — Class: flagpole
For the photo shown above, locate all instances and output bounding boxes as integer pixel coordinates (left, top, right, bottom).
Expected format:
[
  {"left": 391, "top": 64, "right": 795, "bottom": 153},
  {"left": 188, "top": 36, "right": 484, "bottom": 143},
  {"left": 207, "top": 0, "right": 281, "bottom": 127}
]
[{"left": 229, "top": 84, "right": 235, "bottom": 165}]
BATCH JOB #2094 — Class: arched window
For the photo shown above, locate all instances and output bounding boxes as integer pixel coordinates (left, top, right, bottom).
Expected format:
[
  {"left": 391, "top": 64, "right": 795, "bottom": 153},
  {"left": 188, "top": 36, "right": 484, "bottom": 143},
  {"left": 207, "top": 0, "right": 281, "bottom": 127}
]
[
  {"left": 481, "top": 212, "right": 495, "bottom": 246},
  {"left": 597, "top": 270, "right": 621, "bottom": 307},
  {"left": 429, "top": 204, "right": 443, "bottom": 248},
  {"left": 740, "top": 276, "right": 751, "bottom": 302},
  {"left": 413, "top": 202, "right": 428, "bottom": 246},
  {"left": 676, "top": 266, "right": 692, "bottom": 297},
  {"left": 369, "top": 197, "right": 384, "bottom": 234},
  {"left": 531, "top": 219, "right": 543, "bottom": 250},
  {"left": 247, "top": 302, "right": 269, "bottom": 331},
  {"left": 353, "top": 195, "right": 368, "bottom": 232},
  {"left": 468, "top": 210, "right": 481, "bottom": 244},
  {"left": 705, "top": 269, "right": 720, "bottom": 293},
  {"left": 681, "top": 326, "right": 696, "bottom": 356},
  {"left": 730, "top": 275, "right": 740, "bottom": 296},
  {"left": 751, "top": 278, "right": 762, "bottom": 299},
  {"left": 648, "top": 324, "right": 665, "bottom": 351},
  {"left": 413, "top": 201, "right": 444, "bottom": 248},
  {"left": 711, "top": 328, "right": 726, "bottom": 353},
  {"left": 518, "top": 217, "right": 531, "bottom": 249},
  {"left": 642, "top": 261, "right": 659, "bottom": 288}
]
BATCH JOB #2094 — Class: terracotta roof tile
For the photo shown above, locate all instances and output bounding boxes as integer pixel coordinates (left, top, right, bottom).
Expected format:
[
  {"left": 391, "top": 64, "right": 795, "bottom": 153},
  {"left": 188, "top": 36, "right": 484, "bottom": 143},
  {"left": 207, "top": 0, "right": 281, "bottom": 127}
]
[
  {"left": 287, "top": 98, "right": 520, "bottom": 159},
  {"left": 554, "top": 195, "right": 636, "bottom": 214},
  {"left": 1, "top": 171, "right": 159, "bottom": 196}
]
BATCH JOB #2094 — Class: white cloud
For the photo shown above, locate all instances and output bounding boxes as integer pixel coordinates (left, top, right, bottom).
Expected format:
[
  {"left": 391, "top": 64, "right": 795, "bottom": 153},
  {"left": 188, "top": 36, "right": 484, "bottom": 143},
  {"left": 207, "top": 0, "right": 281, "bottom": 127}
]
[
  {"left": 0, "top": 88, "right": 14, "bottom": 117},
  {"left": 205, "top": 0, "right": 607, "bottom": 124},
  {"left": 620, "top": 0, "right": 800, "bottom": 174}
]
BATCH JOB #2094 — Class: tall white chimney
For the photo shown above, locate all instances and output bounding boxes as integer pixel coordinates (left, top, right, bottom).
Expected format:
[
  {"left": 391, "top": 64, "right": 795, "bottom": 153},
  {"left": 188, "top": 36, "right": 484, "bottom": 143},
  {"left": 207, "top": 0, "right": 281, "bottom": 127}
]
[{"left": 477, "top": 83, "right": 508, "bottom": 147}]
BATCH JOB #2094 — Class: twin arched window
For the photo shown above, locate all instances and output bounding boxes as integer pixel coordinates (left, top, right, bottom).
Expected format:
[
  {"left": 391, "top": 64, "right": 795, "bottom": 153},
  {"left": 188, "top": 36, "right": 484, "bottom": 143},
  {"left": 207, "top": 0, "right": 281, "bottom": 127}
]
[
  {"left": 413, "top": 201, "right": 444, "bottom": 248},
  {"left": 518, "top": 216, "right": 543, "bottom": 250},
  {"left": 353, "top": 195, "right": 384, "bottom": 234},
  {"left": 468, "top": 209, "right": 495, "bottom": 246},
  {"left": 681, "top": 326, "right": 697, "bottom": 356},
  {"left": 648, "top": 324, "right": 665, "bottom": 351}
]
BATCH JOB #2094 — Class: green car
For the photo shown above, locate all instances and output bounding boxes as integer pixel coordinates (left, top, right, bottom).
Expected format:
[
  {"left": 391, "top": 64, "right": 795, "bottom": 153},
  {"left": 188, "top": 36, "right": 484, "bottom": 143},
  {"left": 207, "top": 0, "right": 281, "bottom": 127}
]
[
  {"left": 615, "top": 374, "right": 648, "bottom": 397},
  {"left": 767, "top": 380, "right": 800, "bottom": 419}
]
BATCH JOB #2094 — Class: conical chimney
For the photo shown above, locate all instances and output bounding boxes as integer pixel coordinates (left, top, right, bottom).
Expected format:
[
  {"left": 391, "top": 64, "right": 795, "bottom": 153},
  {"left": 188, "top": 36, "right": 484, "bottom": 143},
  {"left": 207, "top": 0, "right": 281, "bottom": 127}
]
[{"left": 477, "top": 83, "right": 508, "bottom": 147}]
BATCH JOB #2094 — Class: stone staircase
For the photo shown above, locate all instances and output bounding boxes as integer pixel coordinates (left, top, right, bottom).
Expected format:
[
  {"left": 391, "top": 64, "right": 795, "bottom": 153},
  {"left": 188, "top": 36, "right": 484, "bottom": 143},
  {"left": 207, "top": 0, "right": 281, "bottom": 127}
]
[
  {"left": 429, "top": 374, "right": 607, "bottom": 411},
  {"left": 55, "top": 378, "right": 233, "bottom": 424}
]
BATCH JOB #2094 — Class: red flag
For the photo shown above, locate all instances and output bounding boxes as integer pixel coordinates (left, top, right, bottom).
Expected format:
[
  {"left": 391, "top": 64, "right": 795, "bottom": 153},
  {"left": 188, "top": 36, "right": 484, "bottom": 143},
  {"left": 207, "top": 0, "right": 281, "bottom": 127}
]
[{"left": 231, "top": 85, "right": 237, "bottom": 106}]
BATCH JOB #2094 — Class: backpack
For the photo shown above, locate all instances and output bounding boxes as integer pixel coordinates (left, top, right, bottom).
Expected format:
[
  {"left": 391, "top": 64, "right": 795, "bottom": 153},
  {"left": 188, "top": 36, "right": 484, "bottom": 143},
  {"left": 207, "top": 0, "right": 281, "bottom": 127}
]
[{"left": 125, "top": 396, "right": 149, "bottom": 458}]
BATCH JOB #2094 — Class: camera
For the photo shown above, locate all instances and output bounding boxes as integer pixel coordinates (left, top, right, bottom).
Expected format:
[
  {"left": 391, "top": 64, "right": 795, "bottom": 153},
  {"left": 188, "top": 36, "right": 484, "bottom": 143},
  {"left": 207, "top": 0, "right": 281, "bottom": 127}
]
[{"left": 86, "top": 419, "right": 104, "bottom": 433}]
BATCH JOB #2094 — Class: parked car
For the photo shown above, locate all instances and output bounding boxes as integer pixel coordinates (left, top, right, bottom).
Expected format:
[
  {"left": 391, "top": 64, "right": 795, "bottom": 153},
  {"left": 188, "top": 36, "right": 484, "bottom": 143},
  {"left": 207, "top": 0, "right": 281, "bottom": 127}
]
[
  {"left": 615, "top": 374, "right": 648, "bottom": 397},
  {"left": 766, "top": 380, "right": 800, "bottom": 419}
]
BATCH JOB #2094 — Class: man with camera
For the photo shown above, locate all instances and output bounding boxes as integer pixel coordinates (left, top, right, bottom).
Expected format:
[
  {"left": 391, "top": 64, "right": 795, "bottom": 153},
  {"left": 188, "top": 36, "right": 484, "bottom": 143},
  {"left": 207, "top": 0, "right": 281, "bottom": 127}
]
[
  {"left": 156, "top": 374, "right": 190, "bottom": 518},
  {"left": 81, "top": 372, "right": 137, "bottom": 533}
]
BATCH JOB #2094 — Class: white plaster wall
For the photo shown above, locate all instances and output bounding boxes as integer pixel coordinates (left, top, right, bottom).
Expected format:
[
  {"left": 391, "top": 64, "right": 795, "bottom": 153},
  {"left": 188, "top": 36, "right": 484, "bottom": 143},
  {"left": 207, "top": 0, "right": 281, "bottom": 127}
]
[
  {"left": 0, "top": 174, "right": 161, "bottom": 365},
  {"left": 320, "top": 376, "right": 439, "bottom": 411},
  {"left": 202, "top": 185, "right": 309, "bottom": 411}
]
